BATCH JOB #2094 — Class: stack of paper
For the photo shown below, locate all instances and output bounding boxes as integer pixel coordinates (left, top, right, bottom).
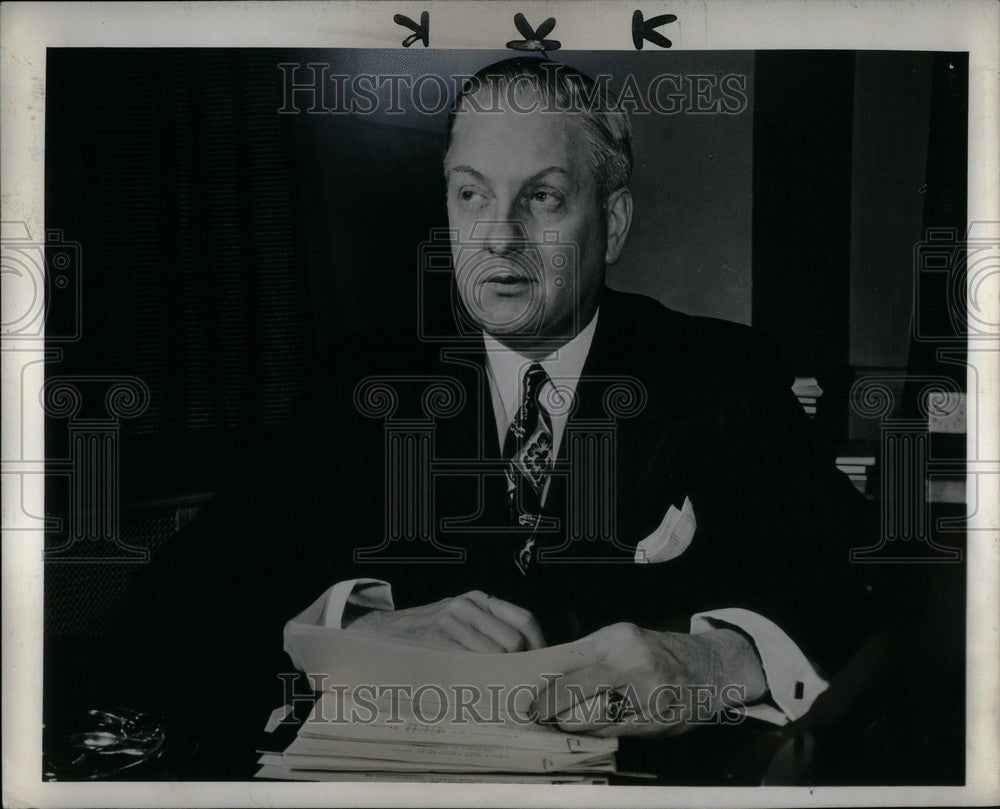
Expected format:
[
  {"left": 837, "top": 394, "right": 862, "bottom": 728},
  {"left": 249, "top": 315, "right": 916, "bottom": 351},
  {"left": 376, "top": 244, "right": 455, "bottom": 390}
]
[
  {"left": 792, "top": 377, "right": 824, "bottom": 417},
  {"left": 256, "top": 692, "right": 617, "bottom": 783},
  {"left": 254, "top": 591, "right": 620, "bottom": 783}
]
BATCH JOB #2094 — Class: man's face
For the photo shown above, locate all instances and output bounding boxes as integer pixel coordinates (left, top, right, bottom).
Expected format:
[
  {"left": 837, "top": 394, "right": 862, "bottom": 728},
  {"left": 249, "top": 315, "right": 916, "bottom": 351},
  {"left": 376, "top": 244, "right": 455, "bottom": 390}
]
[{"left": 444, "top": 95, "right": 609, "bottom": 344}]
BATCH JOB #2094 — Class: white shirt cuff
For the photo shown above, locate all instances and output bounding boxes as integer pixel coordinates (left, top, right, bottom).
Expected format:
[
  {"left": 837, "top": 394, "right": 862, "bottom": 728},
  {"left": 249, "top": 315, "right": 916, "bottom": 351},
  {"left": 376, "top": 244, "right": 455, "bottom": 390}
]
[
  {"left": 690, "top": 607, "right": 829, "bottom": 726},
  {"left": 312, "top": 578, "right": 394, "bottom": 628}
]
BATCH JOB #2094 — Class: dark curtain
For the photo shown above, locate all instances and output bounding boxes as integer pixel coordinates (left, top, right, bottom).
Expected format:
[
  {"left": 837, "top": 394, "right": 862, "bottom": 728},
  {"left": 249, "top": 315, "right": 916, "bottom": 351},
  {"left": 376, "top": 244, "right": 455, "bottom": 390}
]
[
  {"left": 43, "top": 50, "right": 450, "bottom": 640},
  {"left": 46, "top": 49, "right": 315, "bottom": 500},
  {"left": 750, "top": 51, "right": 855, "bottom": 444}
]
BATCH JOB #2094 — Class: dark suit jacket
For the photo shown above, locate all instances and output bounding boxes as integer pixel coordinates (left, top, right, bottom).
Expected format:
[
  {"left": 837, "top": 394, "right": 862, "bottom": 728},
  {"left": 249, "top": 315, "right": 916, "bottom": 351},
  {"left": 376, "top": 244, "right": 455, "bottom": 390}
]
[{"left": 126, "top": 287, "right": 886, "bottom": 776}]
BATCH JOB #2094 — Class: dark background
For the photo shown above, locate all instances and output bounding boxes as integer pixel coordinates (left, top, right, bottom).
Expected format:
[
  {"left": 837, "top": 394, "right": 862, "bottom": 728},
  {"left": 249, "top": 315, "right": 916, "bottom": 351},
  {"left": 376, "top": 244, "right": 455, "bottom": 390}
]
[{"left": 42, "top": 49, "right": 968, "bottom": 784}]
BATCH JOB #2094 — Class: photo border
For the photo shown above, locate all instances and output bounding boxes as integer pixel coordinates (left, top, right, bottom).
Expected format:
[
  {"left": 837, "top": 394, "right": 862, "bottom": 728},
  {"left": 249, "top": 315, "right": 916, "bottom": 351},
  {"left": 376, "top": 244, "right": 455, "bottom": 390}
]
[{"left": 2, "top": 1, "right": 997, "bottom": 806}]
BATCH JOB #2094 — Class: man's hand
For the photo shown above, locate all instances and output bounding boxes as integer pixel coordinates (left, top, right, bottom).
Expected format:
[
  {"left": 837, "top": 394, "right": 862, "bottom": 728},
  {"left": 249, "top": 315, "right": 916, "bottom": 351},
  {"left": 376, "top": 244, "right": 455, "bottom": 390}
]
[
  {"left": 345, "top": 590, "right": 546, "bottom": 653},
  {"left": 537, "top": 623, "right": 767, "bottom": 737}
]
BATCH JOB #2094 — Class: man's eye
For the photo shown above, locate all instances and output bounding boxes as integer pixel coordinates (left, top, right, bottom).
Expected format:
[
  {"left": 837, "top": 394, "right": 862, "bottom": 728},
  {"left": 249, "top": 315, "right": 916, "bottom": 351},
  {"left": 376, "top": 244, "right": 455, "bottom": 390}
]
[
  {"left": 457, "top": 188, "right": 487, "bottom": 208},
  {"left": 526, "top": 189, "right": 563, "bottom": 212}
]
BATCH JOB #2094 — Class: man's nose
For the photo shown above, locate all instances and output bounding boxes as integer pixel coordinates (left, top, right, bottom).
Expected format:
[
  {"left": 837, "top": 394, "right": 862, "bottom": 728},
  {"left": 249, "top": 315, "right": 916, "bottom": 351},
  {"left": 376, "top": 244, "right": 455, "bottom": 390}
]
[{"left": 471, "top": 216, "right": 529, "bottom": 255}]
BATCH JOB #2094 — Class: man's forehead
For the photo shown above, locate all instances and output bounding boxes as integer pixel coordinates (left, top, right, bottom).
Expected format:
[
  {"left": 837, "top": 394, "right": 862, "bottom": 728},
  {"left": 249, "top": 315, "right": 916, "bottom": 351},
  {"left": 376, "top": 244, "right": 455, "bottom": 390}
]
[{"left": 445, "top": 104, "right": 587, "bottom": 179}]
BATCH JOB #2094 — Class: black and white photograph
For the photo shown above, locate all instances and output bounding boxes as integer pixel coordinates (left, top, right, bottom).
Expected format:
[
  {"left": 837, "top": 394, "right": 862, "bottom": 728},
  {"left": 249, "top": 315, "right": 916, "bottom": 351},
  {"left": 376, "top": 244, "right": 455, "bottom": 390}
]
[{"left": 2, "top": 2, "right": 998, "bottom": 806}]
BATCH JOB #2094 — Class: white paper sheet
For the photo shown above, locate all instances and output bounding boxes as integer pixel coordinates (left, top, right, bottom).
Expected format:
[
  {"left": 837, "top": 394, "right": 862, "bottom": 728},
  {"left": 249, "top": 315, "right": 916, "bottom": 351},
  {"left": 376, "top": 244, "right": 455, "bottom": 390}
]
[
  {"left": 258, "top": 750, "right": 613, "bottom": 774},
  {"left": 254, "top": 764, "right": 608, "bottom": 784},
  {"left": 284, "top": 585, "right": 602, "bottom": 720},
  {"left": 283, "top": 730, "right": 614, "bottom": 770},
  {"left": 298, "top": 691, "right": 616, "bottom": 754}
]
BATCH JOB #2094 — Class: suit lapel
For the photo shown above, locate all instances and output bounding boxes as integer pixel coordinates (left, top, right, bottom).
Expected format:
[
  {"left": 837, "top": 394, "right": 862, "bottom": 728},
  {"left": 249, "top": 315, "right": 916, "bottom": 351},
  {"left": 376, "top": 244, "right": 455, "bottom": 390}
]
[
  {"left": 431, "top": 291, "right": 703, "bottom": 568},
  {"left": 431, "top": 343, "right": 526, "bottom": 561},
  {"left": 540, "top": 289, "right": 697, "bottom": 559}
]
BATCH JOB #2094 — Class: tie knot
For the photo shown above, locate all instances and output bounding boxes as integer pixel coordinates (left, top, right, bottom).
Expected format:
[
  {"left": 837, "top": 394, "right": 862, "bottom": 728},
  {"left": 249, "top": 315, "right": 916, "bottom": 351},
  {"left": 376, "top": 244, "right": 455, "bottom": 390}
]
[
  {"left": 522, "top": 364, "right": 549, "bottom": 409},
  {"left": 523, "top": 363, "right": 548, "bottom": 393}
]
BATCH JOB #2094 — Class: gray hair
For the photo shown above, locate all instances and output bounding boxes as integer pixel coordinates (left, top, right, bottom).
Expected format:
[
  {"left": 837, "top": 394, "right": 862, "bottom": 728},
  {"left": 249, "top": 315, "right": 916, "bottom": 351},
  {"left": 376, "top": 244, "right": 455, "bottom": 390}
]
[{"left": 445, "top": 57, "right": 633, "bottom": 204}]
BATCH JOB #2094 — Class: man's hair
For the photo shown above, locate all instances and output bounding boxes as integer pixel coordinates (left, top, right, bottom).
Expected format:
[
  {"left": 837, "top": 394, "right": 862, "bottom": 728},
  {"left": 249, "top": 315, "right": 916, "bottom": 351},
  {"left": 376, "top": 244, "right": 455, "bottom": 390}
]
[{"left": 444, "top": 57, "right": 633, "bottom": 204}]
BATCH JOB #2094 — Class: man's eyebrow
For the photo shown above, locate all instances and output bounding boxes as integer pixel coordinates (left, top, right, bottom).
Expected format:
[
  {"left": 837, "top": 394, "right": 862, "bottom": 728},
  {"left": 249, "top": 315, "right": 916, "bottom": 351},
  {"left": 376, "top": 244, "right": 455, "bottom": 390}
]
[
  {"left": 445, "top": 165, "right": 573, "bottom": 185},
  {"left": 446, "top": 165, "right": 487, "bottom": 182},
  {"left": 523, "top": 166, "right": 571, "bottom": 184}
]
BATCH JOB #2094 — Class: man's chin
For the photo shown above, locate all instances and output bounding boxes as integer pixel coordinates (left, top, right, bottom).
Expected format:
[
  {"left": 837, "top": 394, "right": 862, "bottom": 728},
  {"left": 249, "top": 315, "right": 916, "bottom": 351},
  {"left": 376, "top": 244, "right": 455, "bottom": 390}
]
[
  {"left": 465, "top": 299, "right": 545, "bottom": 337},
  {"left": 480, "top": 321, "right": 540, "bottom": 341}
]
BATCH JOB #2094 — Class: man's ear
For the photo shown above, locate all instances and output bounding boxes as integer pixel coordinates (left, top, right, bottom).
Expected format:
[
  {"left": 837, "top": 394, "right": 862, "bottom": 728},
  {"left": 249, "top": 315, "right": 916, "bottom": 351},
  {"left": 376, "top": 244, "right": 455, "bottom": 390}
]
[{"left": 603, "top": 187, "right": 633, "bottom": 265}]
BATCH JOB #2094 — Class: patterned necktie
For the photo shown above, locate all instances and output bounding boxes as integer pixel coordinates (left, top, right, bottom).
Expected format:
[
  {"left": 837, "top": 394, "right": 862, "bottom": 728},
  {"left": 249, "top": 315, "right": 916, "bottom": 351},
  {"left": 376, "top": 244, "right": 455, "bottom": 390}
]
[{"left": 502, "top": 363, "right": 554, "bottom": 574}]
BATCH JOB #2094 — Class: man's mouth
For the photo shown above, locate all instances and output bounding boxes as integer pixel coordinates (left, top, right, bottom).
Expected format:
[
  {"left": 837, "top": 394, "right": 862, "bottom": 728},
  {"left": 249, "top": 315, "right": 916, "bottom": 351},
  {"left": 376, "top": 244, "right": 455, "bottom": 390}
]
[
  {"left": 480, "top": 263, "right": 537, "bottom": 291},
  {"left": 486, "top": 271, "right": 530, "bottom": 285},
  {"left": 484, "top": 272, "right": 533, "bottom": 297}
]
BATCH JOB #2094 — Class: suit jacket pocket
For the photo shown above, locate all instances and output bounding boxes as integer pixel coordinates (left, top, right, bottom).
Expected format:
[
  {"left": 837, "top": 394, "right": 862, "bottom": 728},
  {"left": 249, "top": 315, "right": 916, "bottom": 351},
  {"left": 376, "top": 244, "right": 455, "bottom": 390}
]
[{"left": 634, "top": 496, "right": 696, "bottom": 564}]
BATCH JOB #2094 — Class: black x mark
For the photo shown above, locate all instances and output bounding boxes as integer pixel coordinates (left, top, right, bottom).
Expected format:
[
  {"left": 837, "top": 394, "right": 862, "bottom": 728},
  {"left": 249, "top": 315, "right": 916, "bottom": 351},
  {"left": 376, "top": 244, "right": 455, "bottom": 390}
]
[{"left": 506, "top": 13, "right": 561, "bottom": 52}]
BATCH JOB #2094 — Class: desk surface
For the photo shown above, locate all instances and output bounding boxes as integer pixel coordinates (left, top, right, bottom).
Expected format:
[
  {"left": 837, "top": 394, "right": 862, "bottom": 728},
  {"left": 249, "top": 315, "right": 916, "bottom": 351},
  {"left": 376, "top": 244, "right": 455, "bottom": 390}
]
[{"left": 43, "top": 533, "right": 966, "bottom": 786}]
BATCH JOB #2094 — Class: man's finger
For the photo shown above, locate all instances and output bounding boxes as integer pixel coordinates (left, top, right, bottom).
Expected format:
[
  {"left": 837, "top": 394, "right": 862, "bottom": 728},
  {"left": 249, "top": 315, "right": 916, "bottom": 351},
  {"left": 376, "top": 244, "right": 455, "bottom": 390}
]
[
  {"left": 551, "top": 689, "right": 654, "bottom": 737},
  {"left": 585, "top": 703, "right": 693, "bottom": 738},
  {"left": 536, "top": 662, "right": 620, "bottom": 721},
  {"left": 454, "top": 591, "right": 538, "bottom": 651},
  {"left": 560, "top": 698, "right": 662, "bottom": 738},
  {"left": 451, "top": 596, "right": 530, "bottom": 652},
  {"left": 474, "top": 594, "right": 546, "bottom": 650},
  {"left": 441, "top": 613, "right": 509, "bottom": 654}
]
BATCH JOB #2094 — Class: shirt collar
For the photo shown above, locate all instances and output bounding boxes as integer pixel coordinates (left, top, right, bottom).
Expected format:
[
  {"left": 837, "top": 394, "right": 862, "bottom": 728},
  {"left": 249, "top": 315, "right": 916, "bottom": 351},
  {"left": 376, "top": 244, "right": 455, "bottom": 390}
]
[{"left": 482, "top": 309, "right": 600, "bottom": 425}]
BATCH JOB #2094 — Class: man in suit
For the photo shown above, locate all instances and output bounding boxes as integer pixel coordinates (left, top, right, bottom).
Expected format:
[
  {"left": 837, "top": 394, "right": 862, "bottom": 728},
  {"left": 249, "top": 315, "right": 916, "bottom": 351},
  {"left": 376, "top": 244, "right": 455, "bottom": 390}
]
[
  {"left": 128, "top": 57, "right": 884, "bottom": 772},
  {"left": 282, "top": 57, "right": 882, "bottom": 736}
]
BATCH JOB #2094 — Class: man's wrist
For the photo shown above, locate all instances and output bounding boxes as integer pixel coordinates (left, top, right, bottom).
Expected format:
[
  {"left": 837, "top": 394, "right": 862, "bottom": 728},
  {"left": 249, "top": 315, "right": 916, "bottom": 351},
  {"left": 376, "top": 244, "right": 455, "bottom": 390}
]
[{"left": 701, "top": 627, "right": 768, "bottom": 704}]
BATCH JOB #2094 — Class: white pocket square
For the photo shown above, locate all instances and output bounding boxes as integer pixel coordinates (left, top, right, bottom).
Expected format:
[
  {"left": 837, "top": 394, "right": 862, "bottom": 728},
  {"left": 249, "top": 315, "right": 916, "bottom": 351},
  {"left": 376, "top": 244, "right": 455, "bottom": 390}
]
[{"left": 634, "top": 496, "right": 696, "bottom": 564}]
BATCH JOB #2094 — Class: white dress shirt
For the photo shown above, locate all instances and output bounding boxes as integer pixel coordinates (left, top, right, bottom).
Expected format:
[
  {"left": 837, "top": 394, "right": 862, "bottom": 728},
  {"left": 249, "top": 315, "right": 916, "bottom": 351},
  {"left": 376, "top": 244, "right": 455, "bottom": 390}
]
[
  {"left": 482, "top": 309, "right": 600, "bottom": 459},
  {"left": 312, "top": 310, "right": 828, "bottom": 725}
]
